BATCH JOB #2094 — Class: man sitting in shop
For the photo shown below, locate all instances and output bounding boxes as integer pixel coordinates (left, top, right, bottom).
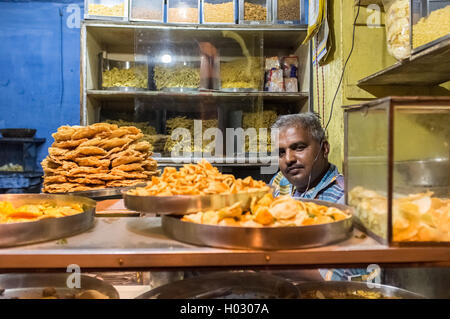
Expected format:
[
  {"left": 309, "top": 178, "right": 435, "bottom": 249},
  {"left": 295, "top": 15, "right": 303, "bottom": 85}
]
[
  {"left": 269, "top": 113, "right": 372, "bottom": 282},
  {"left": 270, "top": 112, "right": 344, "bottom": 204}
]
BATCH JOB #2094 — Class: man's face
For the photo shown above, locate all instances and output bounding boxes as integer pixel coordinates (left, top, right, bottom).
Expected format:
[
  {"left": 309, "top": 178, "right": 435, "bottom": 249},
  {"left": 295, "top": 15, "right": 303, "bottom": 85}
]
[{"left": 277, "top": 126, "right": 329, "bottom": 191}]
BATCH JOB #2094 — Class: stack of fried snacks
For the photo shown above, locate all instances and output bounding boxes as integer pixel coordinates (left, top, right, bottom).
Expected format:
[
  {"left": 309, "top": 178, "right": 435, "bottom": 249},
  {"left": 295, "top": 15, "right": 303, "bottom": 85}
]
[
  {"left": 181, "top": 193, "right": 350, "bottom": 227},
  {"left": 127, "top": 159, "right": 269, "bottom": 196},
  {"left": 243, "top": 110, "right": 278, "bottom": 152},
  {"left": 0, "top": 201, "right": 84, "bottom": 224},
  {"left": 349, "top": 186, "right": 450, "bottom": 242},
  {"left": 41, "top": 123, "right": 159, "bottom": 193}
]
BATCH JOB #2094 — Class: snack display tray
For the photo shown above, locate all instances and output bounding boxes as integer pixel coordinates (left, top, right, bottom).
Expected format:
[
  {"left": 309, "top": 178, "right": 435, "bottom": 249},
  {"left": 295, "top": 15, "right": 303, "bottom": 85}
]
[
  {"left": 123, "top": 187, "right": 273, "bottom": 215},
  {"left": 53, "top": 184, "right": 146, "bottom": 201},
  {"left": 0, "top": 194, "right": 96, "bottom": 248},
  {"left": 161, "top": 199, "right": 353, "bottom": 250},
  {"left": 0, "top": 273, "right": 119, "bottom": 299}
]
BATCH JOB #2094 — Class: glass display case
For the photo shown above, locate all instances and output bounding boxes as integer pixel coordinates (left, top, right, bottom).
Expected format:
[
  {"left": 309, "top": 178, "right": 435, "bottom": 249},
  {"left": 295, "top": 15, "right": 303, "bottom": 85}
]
[
  {"left": 85, "top": 0, "right": 129, "bottom": 21},
  {"left": 238, "top": 0, "right": 272, "bottom": 24},
  {"left": 129, "top": 0, "right": 165, "bottom": 22},
  {"left": 273, "top": 0, "right": 302, "bottom": 25},
  {"left": 411, "top": 0, "right": 450, "bottom": 52},
  {"left": 202, "top": 0, "right": 237, "bottom": 24},
  {"left": 344, "top": 96, "right": 450, "bottom": 245},
  {"left": 167, "top": 0, "right": 200, "bottom": 23}
]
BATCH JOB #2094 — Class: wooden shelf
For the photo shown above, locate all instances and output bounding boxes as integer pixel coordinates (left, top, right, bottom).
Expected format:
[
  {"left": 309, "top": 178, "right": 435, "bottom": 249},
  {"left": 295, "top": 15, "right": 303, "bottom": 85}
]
[
  {"left": 1, "top": 216, "right": 449, "bottom": 269},
  {"left": 358, "top": 36, "right": 450, "bottom": 86}
]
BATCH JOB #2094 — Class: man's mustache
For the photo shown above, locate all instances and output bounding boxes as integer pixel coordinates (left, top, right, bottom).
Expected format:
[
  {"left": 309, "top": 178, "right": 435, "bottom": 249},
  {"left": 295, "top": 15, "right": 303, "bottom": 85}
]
[{"left": 286, "top": 164, "right": 304, "bottom": 173}]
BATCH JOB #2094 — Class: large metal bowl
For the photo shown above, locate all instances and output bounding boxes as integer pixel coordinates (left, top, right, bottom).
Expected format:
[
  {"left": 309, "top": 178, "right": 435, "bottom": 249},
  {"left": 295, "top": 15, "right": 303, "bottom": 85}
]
[
  {"left": 123, "top": 186, "right": 273, "bottom": 215},
  {"left": 136, "top": 272, "right": 299, "bottom": 299},
  {"left": 0, "top": 194, "right": 96, "bottom": 247},
  {"left": 0, "top": 273, "right": 119, "bottom": 299},
  {"left": 161, "top": 199, "right": 353, "bottom": 250},
  {"left": 294, "top": 281, "right": 426, "bottom": 299}
]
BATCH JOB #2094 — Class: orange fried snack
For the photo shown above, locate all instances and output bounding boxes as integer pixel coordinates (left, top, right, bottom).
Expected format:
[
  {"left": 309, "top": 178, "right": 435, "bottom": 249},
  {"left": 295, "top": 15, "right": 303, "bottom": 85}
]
[
  {"left": 181, "top": 194, "right": 350, "bottom": 227},
  {"left": 0, "top": 201, "right": 84, "bottom": 224},
  {"left": 127, "top": 159, "right": 270, "bottom": 196}
]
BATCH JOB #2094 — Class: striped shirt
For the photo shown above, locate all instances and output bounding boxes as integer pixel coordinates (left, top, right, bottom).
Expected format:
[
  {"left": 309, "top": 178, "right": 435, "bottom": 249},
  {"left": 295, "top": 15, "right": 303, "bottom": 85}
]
[
  {"left": 270, "top": 164, "right": 370, "bottom": 281},
  {"left": 269, "top": 163, "right": 345, "bottom": 204}
]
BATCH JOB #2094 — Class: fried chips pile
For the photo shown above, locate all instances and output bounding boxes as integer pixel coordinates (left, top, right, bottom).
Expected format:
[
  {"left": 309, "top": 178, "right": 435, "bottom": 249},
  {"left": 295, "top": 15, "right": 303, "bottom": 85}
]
[
  {"left": 181, "top": 193, "right": 350, "bottom": 227},
  {"left": 0, "top": 201, "right": 84, "bottom": 224},
  {"left": 127, "top": 159, "right": 269, "bottom": 196},
  {"left": 349, "top": 186, "right": 450, "bottom": 242},
  {"left": 41, "top": 123, "right": 159, "bottom": 193}
]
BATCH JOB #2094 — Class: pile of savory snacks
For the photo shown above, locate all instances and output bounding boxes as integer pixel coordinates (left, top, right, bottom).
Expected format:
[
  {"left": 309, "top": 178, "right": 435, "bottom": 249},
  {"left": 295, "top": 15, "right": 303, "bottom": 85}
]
[
  {"left": 244, "top": 2, "right": 267, "bottom": 21},
  {"left": 168, "top": 7, "right": 199, "bottom": 23},
  {"left": 264, "top": 56, "right": 298, "bottom": 92},
  {"left": 0, "top": 201, "right": 84, "bottom": 224},
  {"left": 243, "top": 110, "right": 278, "bottom": 152},
  {"left": 181, "top": 193, "right": 350, "bottom": 227},
  {"left": 413, "top": 5, "right": 450, "bottom": 48},
  {"left": 383, "top": 0, "right": 410, "bottom": 60},
  {"left": 41, "top": 123, "right": 159, "bottom": 193},
  {"left": 204, "top": 1, "right": 235, "bottom": 23},
  {"left": 220, "top": 57, "right": 263, "bottom": 89},
  {"left": 164, "top": 117, "right": 218, "bottom": 153},
  {"left": 131, "top": 8, "right": 162, "bottom": 21},
  {"left": 349, "top": 186, "right": 450, "bottom": 242},
  {"left": 277, "top": 0, "right": 300, "bottom": 21},
  {"left": 104, "top": 119, "right": 163, "bottom": 152},
  {"left": 88, "top": 2, "right": 125, "bottom": 17},
  {"left": 102, "top": 66, "right": 148, "bottom": 89},
  {"left": 153, "top": 65, "right": 200, "bottom": 90},
  {"left": 127, "top": 159, "right": 270, "bottom": 196}
]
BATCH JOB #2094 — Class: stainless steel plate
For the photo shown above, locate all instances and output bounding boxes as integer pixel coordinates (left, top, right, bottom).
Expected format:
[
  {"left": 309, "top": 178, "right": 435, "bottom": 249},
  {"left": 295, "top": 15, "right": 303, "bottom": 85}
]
[
  {"left": 0, "top": 273, "right": 119, "bottom": 299},
  {"left": 54, "top": 185, "right": 145, "bottom": 201},
  {"left": 293, "top": 281, "right": 425, "bottom": 299},
  {"left": 123, "top": 187, "right": 273, "bottom": 215},
  {"left": 0, "top": 194, "right": 96, "bottom": 247},
  {"left": 161, "top": 199, "right": 353, "bottom": 250},
  {"left": 136, "top": 272, "right": 299, "bottom": 299},
  {"left": 102, "top": 87, "right": 147, "bottom": 92}
]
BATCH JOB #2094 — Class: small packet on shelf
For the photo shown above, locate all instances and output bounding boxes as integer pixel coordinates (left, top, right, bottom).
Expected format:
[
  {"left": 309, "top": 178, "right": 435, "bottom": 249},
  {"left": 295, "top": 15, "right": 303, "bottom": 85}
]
[
  {"left": 268, "top": 69, "right": 285, "bottom": 92},
  {"left": 282, "top": 55, "right": 299, "bottom": 78},
  {"left": 284, "top": 78, "right": 298, "bottom": 92},
  {"left": 265, "top": 56, "right": 281, "bottom": 71}
]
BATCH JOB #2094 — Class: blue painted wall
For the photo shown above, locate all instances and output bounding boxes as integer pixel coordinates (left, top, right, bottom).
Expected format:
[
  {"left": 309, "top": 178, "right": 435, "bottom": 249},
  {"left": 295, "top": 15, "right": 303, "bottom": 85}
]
[{"left": 0, "top": 0, "right": 84, "bottom": 164}]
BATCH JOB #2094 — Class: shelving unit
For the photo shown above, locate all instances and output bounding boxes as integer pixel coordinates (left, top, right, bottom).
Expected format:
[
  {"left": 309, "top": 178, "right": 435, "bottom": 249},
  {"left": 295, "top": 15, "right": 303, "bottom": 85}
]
[
  {"left": 358, "top": 36, "right": 450, "bottom": 86},
  {"left": 80, "top": 20, "right": 311, "bottom": 170}
]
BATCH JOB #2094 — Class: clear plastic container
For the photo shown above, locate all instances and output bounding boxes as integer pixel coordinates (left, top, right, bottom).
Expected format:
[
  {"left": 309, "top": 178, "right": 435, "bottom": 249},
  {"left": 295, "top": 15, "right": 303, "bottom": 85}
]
[
  {"left": 130, "top": 0, "right": 164, "bottom": 22},
  {"left": 202, "top": 0, "right": 237, "bottom": 24},
  {"left": 85, "top": 0, "right": 128, "bottom": 20},
  {"left": 238, "top": 0, "right": 272, "bottom": 24},
  {"left": 344, "top": 96, "right": 450, "bottom": 245},
  {"left": 411, "top": 0, "right": 450, "bottom": 51},
  {"left": 382, "top": 0, "right": 411, "bottom": 60},
  {"left": 167, "top": 0, "right": 200, "bottom": 23},
  {"left": 273, "top": 0, "right": 302, "bottom": 24}
]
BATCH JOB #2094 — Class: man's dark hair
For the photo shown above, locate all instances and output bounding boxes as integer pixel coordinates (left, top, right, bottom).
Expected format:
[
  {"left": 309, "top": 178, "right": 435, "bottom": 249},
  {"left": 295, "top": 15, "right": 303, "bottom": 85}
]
[{"left": 271, "top": 112, "right": 326, "bottom": 143}]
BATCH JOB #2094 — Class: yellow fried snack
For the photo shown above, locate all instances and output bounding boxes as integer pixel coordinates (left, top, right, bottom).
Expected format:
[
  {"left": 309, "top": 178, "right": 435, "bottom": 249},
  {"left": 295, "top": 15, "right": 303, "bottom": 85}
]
[
  {"left": 181, "top": 194, "right": 350, "bottom": 227},
  {"left": 0, "top": 201, "right": 84, "bottom": 224},
  {"left": 349, "top": 186, "right": 450, "bottom": 242},
  {"left": 127, "top": 159, "right": 269, "bottom": 196}
]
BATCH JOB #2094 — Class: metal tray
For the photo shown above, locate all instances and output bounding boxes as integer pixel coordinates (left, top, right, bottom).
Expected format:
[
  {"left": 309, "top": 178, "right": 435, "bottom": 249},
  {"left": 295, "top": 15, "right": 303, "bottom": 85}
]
[
  {"left": 293, "top": 281, "right": 425, "bottom": 299},
  {"left": 0, "top": 194, "right": 96, "bottom": 248},
  {"left": 123, "top": 187, "right": 273, "bottom": 215},
  {"left": 0, "top": 273, "right": 119, "bottom": 299},
  {"left": 161, "top": 199, "right": 353, "bottom": 250},
  {"left": 220, "top": 88, "right": 259, "bottom": 92},
  {"left": 162, "top": 87, "right": 199, "bottom": 93},
  {"left": 53, "top": 184, "right": 146, "bottom": 200},
  {"left": 136, "top": 271, "right": 299, "bottom": 299}
]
